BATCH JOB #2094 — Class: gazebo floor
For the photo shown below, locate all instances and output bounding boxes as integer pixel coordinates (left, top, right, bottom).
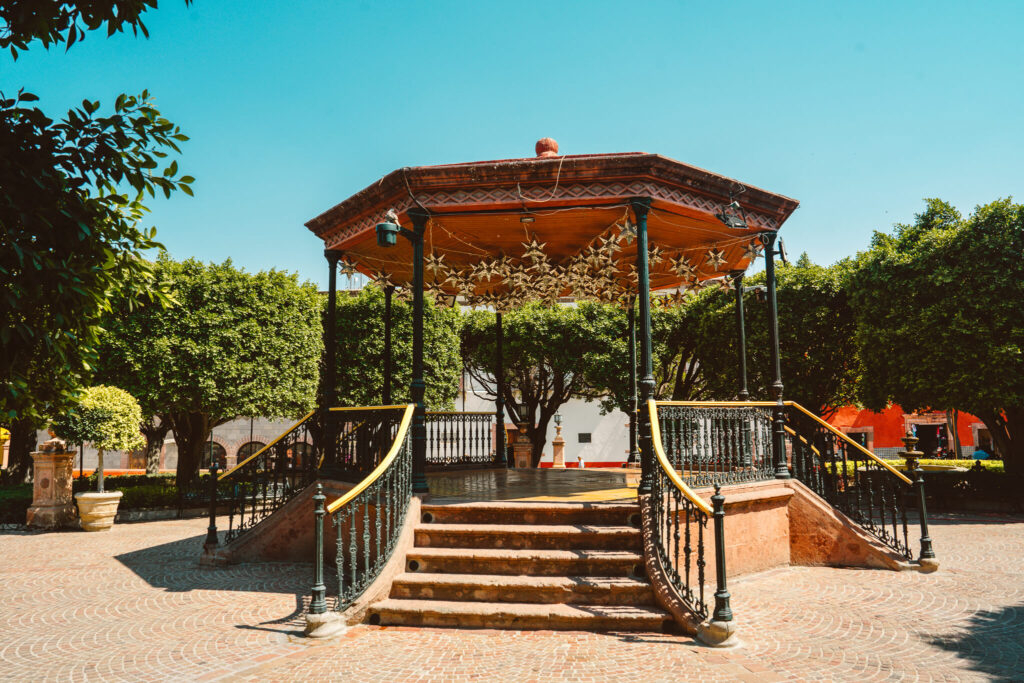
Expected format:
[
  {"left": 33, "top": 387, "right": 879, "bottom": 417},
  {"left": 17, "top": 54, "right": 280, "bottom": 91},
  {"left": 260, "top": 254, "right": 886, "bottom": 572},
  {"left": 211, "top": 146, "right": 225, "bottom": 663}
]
[{"left": 424, "top": 468, "right": 640, "bottom": 504}]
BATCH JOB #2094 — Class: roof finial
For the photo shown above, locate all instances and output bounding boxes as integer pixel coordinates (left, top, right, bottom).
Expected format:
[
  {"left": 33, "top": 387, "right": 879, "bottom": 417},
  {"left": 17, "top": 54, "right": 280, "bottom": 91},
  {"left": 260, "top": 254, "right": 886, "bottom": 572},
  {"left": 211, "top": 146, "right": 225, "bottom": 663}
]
[{"left": 535, "top": 138, "right": 559, "bottom": 158}]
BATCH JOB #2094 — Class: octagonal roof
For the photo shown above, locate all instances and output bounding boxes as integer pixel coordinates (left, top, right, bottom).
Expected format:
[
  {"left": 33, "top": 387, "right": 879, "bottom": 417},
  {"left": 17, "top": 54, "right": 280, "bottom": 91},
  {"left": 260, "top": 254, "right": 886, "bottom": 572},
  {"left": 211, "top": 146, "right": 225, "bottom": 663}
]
[{"left": 306, "top": 145, "right": 799, "bottom": 306}]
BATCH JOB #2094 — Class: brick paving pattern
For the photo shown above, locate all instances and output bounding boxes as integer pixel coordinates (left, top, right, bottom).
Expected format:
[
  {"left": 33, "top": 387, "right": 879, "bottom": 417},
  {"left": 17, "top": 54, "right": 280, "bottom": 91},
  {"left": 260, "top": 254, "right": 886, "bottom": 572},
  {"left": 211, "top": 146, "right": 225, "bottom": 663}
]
[{"left": 1, "top": 513, "right": 1022, "bottom": 681}]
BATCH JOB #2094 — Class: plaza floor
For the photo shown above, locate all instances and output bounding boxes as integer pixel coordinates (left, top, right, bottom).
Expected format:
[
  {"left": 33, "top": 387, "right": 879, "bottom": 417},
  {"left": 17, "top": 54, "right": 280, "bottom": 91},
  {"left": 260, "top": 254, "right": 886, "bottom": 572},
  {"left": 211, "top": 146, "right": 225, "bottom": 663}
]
[
  {"left": 426, "top": 468, "right": 640, "bottom": 503},
  {"left": 1, "top": 511, "right": 1022, "bottom": 682}
]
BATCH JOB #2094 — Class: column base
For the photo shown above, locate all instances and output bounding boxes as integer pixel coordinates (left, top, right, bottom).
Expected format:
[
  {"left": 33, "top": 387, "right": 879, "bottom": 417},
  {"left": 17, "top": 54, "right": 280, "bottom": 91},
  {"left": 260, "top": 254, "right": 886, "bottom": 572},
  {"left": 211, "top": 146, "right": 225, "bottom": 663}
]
[
  {"left": 304, "top": 610, "right": 346, "bottom": 638},
  {"left": 26, "top": 503, "right": 77, "bottom": 529},
  {"left": 696, "top": 618, "right": 739, "bottom": 647}
]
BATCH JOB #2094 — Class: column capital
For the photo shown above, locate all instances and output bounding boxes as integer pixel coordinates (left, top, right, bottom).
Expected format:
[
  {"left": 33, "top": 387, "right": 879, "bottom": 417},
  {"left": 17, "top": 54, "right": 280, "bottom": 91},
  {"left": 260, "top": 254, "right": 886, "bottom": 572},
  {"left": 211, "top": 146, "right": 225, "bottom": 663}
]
[
  {"left": 629, "top": 196, "right": 652, "bottom": 216},
  {"left": 407, "top": 207, "right": 430, "bottom": 228},
  {"left": 324, "top": 249, "right": 341, "bottom": 264}
]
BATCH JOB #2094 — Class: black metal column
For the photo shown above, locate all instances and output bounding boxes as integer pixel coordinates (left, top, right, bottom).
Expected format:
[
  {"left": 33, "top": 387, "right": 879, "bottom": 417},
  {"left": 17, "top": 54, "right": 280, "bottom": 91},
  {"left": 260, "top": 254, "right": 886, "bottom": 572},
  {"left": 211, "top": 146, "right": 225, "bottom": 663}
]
[
  {"left": 732, "top": 270, "right": 749, "bottom": 401},
  {"left": 323, "top": 250, "right": 340, "bottom": 468},
  {"left": 408, "top": 210, "right": 429, "bottom": 494},
  {"left": 495, "top": 312, "right": 507, "bottom": 467},
  {"left": 633, "top": 198, "right": 655, "bottom": 495},
  {"left": 383, "top": 285, "right": 393, "bottom": 405},
  {"left": 309, "top": 483, "right": 327, "bottom": 614},
  {"left": 627, "top": 298, "right": 639, "bottom": 466},
  {"left": 763, "top": 232, "right": 789, "bottom": 479}
]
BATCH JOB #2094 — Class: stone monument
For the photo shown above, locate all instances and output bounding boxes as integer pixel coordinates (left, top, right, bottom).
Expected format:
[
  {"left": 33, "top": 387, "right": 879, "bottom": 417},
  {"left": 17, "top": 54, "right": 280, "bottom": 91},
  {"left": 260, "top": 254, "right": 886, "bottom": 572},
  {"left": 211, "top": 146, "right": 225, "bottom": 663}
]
[{"left": 26, "top": 435, "right": 77, "bottom": 529}]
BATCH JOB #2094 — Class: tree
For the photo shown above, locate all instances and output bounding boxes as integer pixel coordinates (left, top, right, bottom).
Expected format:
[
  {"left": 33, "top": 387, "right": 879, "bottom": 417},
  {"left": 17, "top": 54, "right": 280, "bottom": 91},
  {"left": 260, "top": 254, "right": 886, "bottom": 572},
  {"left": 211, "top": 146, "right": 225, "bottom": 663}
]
[
  {"left": 1, "top": 2, "right": 193, "bottom": 480},
  {"left": 688, "top": 255, "right": 860, "bottom": 417},
  {"left": 95, "top": 257, "right": 323, "bottom": 485},
  {"left": 52, "top": 385, "right": 144, "bottom": 492},
  {"left": 461, "top": 302, "right": 612, "bottom": 466},
  {"left": 328, "top": 286, "right": 461, "bottom": 410},
  {"left": 849, "top": 198, "right": 1024, "bottom": 476},
  {"left": 580, "top": 302, "right": 707, "bottom": 417},
  {"left": 1, "top": 1, "right": 192, "bottom": 58}
]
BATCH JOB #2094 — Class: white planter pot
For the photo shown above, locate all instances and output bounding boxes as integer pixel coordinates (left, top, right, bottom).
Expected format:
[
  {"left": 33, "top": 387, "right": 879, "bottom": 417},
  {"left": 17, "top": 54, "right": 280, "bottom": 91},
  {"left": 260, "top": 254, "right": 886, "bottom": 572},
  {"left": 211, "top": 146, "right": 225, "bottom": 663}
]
[{"left": 74, "top": 491, "right": 123, "bottom": 532}]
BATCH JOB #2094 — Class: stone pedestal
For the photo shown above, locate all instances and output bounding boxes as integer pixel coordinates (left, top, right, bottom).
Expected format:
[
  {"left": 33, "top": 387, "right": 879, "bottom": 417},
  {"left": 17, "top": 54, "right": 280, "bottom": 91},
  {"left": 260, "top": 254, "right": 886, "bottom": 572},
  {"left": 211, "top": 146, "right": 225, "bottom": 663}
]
[
  {"left": 551, "top": 426, "right": 566, "bottom": 469},
  {"left": 513, "top": 424, "right": 533, "bottom": 469},
  {"left": 26, "top": 451, "right": 77, "bottom": 529}
]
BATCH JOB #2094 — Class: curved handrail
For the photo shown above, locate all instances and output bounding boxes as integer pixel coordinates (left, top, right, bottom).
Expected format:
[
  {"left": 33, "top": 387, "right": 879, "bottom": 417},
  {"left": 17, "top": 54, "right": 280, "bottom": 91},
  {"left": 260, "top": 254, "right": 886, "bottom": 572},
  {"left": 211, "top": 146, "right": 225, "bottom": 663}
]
[
  {"left": 219, "top": 410, "right": 316, "bottom": 481},
  {"left": 784, "top": 403, "right": 912, "bottom": 485},
  {"left": 647, "top": 399, "right": 712, "bottom": 515},
  {"left": 327, "top": 404, "right": 415, "bottom": 514},
  {"left": 656, "top": 400, "right": 912, "bottom": 486},
  {"left": 426, "top": 410, "right": 495, "bottom": 416}
]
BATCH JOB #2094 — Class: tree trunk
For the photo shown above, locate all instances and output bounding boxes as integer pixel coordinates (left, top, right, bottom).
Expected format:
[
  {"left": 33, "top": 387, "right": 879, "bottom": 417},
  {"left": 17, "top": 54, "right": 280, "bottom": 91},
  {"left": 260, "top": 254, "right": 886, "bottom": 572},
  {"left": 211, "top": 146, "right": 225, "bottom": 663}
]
[
  {"left": 96, "top": 448, "right": 105, "bottom": 493},
  {"left": 530, "top": 412, "right": 554, "bottom": 468},
  {"left": 141, "top": 418, "right": 170, "bottom": 475},
  {"left": 977, "top": 408, "right": 1024, "bottom": 477},
  {"left": 170, "top": 412, "right": 212, "bottom": 488},
  {"left": 6, "top": 418, "right": 39, "bottom": 483}
]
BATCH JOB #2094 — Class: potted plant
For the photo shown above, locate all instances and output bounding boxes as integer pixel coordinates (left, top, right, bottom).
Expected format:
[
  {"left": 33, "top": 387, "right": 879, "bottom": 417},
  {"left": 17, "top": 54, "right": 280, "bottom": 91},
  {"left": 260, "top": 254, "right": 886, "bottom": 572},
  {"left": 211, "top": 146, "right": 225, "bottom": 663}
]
[{"left": 53, "top": 385, "right": 144, "bottom": 531}]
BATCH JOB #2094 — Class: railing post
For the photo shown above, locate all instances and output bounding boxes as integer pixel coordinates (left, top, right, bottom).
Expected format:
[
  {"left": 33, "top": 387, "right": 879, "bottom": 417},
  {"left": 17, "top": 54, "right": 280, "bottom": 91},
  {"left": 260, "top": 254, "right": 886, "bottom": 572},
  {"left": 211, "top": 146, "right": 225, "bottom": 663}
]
[
  {"left": 495, "top": 311, "right": 507, "bottom": 467},
  {"left": 632, "top": 197, "right": 655, "bottom": 495},
  {"left": 305, "top": 482, "right": 344, "bottom": 637},
  {"left": 204, "top": 459, "right": 219, "bottom": 549},
  {"left": 902, "top": 434, "right": 936, "bottom": 563},
  {"left": 310, "top": 483, "right": 327, "bottom": 614},
  {"left": 763, "top": 231, "right": 790, "bottom": 479},
  {"left": 711, "top": 485, "right": 732, "bottom": 623}
]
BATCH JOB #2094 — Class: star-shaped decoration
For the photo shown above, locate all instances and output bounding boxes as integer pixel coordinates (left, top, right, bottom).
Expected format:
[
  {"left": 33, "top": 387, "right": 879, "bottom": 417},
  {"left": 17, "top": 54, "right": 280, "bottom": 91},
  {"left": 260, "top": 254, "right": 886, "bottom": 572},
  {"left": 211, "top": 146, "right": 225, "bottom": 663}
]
[
  {"left": 372, "top": 270, "right": 393, "bottom": 288},
  {"left": 425, "top": 252, "right": 449, "bottom": 278},
  {"left": 521, "top": 236, "right": 547, "bottom": 264},
  {"left": 742, "top": 238, "right": 764, "bottom": 262},
  {"left": 617, "top": 219, "right": 637, "bottom": 248},
  {"left": 705, "top": 247, "right": 727, "bottom": 271},
  {"left": 337, "top": 257, "right": 358, "bottom": 277},
  {"left": 719, "top": 275, "right": 736, "bottom": 292},
  {"left": 648, "top": 245, "right": 665, "bottom": 266},
  {"left": 669, "top": 255, "right": 697, "bottom": 279},
  {"left": 472, "top": 259, "right": 497, "bottom": 282},
  {"left": 395, "top": 283, "right": 413, "bottom": 302}
]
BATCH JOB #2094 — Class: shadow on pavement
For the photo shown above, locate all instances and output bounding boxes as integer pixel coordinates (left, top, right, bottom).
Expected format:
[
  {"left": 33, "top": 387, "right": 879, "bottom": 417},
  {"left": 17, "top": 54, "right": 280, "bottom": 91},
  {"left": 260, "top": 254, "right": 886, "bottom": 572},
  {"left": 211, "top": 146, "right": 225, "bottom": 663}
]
[{"left": 927, "top": 603, "right": 1024, "bottom": 682}]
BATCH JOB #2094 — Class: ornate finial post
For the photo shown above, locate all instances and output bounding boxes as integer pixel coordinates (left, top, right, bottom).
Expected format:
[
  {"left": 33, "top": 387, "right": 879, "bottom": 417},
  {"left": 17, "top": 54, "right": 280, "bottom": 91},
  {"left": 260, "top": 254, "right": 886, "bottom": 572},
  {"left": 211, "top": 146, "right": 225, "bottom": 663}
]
[
  {"left": 711, "top": 485, "right": 732, "bottom": 623},
  {"left": 901, "top": 432, "right": 936, "bottom": 562},
  {"left": 204, "top": 458, "right": 219, "bottom": 549},
  {"left": 310, "top": 483, "right": 327, "bottom": 615},
  {"left": 763, "top": 231, "right": 789, "bottom": 479}
]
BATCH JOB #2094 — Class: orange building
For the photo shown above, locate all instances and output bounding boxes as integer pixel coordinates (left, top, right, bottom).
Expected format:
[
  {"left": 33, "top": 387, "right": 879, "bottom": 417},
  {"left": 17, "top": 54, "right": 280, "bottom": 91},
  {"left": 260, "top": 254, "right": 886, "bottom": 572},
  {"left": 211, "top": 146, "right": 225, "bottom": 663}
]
[{"left": 829, "top": 405, "right": 993, "bottom": 458}]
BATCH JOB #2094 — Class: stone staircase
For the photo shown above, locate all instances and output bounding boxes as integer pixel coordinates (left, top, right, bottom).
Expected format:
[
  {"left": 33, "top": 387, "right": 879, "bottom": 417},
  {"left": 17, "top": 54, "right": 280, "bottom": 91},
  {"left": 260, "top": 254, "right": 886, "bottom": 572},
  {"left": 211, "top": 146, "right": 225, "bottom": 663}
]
[{"left": 368, "top": 502, "right": 674, "bottom": 631}]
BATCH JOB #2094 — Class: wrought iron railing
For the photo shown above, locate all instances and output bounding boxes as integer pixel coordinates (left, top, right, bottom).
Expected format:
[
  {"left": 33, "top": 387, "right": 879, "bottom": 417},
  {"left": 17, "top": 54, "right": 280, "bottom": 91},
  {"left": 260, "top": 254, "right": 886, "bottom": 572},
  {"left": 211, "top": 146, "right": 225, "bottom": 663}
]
[
  {"left": 657, "top": 400, "right": 927, "bottom": 562},
  {"left": 655, "top": 403, "right": 774, "bottom": 486},
  {"left": 216, "top": 411, "right": 319, "bottom": 542},
  {"left": 314, "top": 404, "right": 414, "bottom": 614},
  {"left": 647, "top": 400, "right": 732, "bottom": 626},
  {"left": 215, "top": 405, "right": 407, "bottom": 544},
  {"left": 425, "top": 411, "right": 498, "bottom": 468},
  {"left": 783, "top": 403, "right": 916, "bottom": 560},
  {"left": 324, "top": 406, "right": 408, "bottom": 481}
]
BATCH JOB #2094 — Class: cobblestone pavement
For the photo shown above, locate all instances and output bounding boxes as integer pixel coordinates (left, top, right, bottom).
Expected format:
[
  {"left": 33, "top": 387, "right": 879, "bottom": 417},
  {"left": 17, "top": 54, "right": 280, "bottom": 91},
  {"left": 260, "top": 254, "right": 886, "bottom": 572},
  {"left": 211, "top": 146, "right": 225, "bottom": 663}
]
[{"left": 1, "top": 513, "right": 1022, "bottom": 682}]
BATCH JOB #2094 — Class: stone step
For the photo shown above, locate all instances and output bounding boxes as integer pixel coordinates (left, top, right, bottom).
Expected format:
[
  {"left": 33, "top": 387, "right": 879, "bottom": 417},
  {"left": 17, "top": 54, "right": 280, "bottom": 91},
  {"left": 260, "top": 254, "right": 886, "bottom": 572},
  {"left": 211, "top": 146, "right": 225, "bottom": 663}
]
[
  {"left": 369, "top": 599, "right": 672, "bottom": 631},
  {"left": 414, "top": 524, "right": 642, "bottom": 551},
  {"left": 405, "top": 547, "right": 645, "bottom": 577},
  {"left": 420, "top": 502, "right": 641, "bottom": 527},
  {"left": 390, "top": 572, "right": 655, "bottom": 605}
]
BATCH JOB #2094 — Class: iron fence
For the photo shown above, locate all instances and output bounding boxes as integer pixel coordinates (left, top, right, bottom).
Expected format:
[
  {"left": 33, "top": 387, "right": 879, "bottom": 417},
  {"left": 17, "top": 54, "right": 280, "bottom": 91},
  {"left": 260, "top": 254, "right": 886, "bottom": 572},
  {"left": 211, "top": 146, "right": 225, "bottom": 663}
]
[
  {"left": 656, "top": 404, "right": 774, "bottom": 487},
  {"left": 425, "top": 411, "right": 498, "bottom": 469}
]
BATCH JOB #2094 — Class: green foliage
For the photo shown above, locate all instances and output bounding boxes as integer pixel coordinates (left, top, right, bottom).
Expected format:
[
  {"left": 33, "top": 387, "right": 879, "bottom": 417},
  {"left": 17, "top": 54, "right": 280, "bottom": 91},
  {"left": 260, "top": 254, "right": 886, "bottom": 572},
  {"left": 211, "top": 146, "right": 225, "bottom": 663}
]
[
  {"left": 848, "top": 198, "right": 1024, "bottom": 475},
  {"left": 461, "top": 302, "right": 612, "bottom": 465},
  {"left": 688, "top": 255, "right": 860, "bottom": 416},
  {"left": 52, "top": 385, "right": 144, "bottom": 453},
  {"left": 330, "top": 286, "right": 461, "bottom": 410},
  {"left": 95, "top": 256, "right": 324, "bottom": 483},
  {"left": 1, "top": 0, "right": 192, "bottom": 58},
  {"left": 0, "top": 89, "right": 192, "bottom": 424}
]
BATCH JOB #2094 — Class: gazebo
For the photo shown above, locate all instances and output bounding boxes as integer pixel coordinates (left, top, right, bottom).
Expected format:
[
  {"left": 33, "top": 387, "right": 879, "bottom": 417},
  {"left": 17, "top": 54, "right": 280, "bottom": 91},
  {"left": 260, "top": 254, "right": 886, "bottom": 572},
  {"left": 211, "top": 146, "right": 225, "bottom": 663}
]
[
  {"left": 305, "top": 138, "right": 800, "bottom": 496},
  {"left": 206, "top": 140, "right": 934, "bottom": 643}
]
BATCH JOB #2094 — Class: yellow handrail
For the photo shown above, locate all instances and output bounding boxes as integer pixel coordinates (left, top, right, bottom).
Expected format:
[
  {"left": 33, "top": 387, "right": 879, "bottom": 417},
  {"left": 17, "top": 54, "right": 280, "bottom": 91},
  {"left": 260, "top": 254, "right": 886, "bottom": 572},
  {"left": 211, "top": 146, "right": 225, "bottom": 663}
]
[
  {"left": 653, "top": 399, "right": 912, "bottom": 486},
  {"left": 327, "top": 404, "right": 415, "bottom": 515},
  {"left": 219, "top": 411, "right": 316, "bottom": 481},
  {"left": 783, "top": 424, "right": 821, "bottom": 457},
  {"left": 785, "top": 402, "right": 912, "bottom": 485},
  {"left": 647, "top": 399, "right": 713, "bottom": 515}
]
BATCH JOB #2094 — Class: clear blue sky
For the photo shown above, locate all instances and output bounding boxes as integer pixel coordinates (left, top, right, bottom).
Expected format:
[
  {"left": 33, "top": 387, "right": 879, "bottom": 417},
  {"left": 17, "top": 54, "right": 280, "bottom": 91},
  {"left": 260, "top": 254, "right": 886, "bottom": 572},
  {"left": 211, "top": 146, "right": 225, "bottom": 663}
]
[{"left": 8, "top": 0, "right": 1023, "bottom": 288}]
